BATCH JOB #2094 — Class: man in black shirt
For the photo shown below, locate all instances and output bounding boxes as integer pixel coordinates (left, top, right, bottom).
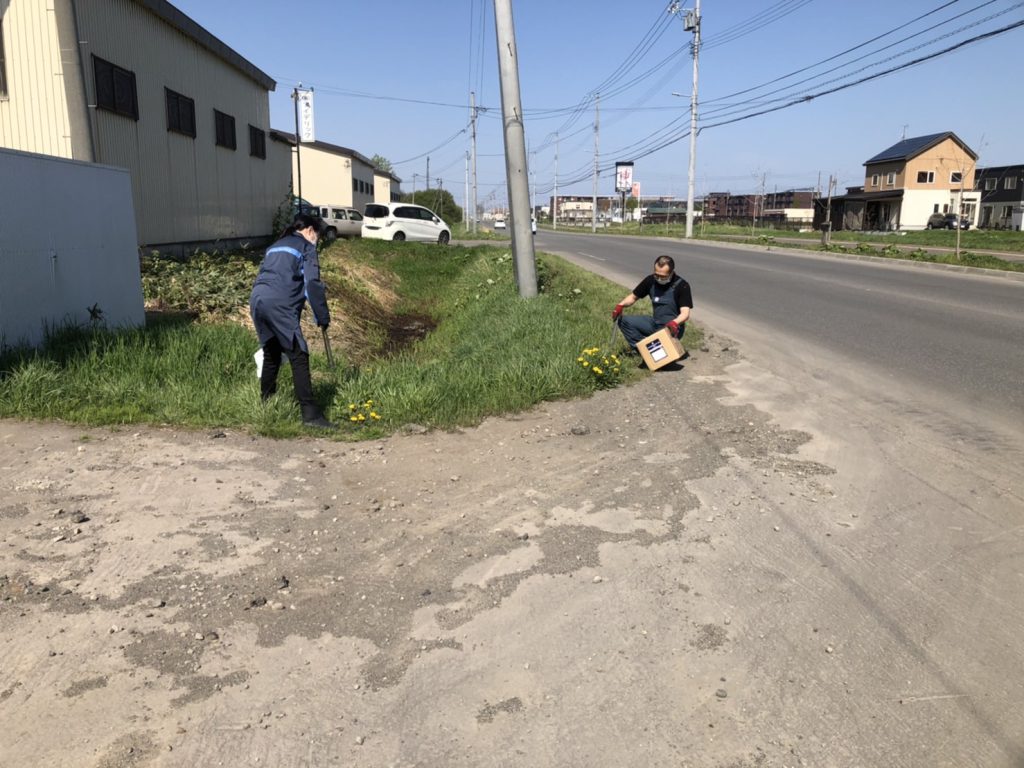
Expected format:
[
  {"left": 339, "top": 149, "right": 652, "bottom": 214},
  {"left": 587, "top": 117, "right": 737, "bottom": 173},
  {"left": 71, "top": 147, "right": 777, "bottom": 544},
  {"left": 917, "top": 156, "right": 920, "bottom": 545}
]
[{"left": 612, "top": 254, "right": 693, "bottom": 354}]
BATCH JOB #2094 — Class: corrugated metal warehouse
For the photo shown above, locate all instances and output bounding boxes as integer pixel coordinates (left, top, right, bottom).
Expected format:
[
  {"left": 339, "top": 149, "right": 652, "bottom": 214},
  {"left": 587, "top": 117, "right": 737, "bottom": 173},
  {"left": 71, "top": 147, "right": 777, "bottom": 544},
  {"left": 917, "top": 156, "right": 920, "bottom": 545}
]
[{"left": 0, "top": 0, "right": 290, "bottom": 250}]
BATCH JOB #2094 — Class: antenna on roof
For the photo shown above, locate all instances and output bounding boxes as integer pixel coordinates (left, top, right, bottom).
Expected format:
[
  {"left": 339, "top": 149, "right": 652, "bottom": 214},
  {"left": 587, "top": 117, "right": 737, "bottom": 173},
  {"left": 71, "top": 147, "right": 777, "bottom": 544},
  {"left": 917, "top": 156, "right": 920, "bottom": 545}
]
[{"left": 900, "top": 124, "right": 909, "bottom": 141}]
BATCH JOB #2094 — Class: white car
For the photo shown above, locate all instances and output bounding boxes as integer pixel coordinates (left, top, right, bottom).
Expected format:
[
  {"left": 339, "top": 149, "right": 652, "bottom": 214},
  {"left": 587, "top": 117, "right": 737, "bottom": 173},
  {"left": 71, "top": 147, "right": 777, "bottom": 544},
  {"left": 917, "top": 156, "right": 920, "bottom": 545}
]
[
  {"left": 493, "top": 218, "right": 506, "bottom": 230},
  {"left": 362, "top": 203, "right": 451, "bottom": 244},
  {"left": 318, "top": 206, "right": 363, "bottom": 240}
]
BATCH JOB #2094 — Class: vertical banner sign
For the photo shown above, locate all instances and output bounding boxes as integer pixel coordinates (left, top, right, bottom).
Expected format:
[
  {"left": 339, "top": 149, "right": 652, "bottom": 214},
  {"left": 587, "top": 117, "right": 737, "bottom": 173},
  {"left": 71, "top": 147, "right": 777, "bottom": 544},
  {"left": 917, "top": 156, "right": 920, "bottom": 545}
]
[
  {"left": 297, "top": 89, "right": 315, "bottom": 143},
  {"left": 615, "top": 161, "right": 634, "bottom": 193},
  {"left": 631, "top": 181, "right": 640, "bottom": 198}
]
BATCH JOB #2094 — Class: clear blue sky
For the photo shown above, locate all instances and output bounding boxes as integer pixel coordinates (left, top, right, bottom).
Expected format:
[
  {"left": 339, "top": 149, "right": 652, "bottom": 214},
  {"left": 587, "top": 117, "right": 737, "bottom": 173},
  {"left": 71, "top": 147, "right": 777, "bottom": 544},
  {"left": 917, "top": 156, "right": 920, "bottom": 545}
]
[{"left": 170, "top": 0, "right": 1024, "bottom": 209}]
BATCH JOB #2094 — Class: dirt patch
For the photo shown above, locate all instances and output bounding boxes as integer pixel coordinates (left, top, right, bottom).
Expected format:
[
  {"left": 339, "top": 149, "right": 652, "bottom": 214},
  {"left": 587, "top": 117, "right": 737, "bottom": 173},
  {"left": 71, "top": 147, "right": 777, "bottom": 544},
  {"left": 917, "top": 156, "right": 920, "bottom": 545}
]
[
  {"left": 0, "top": 337, "right": 857, "bottom": 766},
  {"left": 383, "top": 312, "right": 436, "bottom": 354}
]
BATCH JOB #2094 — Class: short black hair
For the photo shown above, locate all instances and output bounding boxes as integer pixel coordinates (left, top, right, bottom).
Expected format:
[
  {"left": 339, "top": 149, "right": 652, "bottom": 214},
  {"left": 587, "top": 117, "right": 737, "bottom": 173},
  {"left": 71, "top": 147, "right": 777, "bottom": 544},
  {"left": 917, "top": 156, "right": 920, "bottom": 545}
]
[
  {"left": 654, "top": 255, "right": 675, "bottom": 271},
  {"left": 286, "top": 212, "right": 327, "bottom": 237}
]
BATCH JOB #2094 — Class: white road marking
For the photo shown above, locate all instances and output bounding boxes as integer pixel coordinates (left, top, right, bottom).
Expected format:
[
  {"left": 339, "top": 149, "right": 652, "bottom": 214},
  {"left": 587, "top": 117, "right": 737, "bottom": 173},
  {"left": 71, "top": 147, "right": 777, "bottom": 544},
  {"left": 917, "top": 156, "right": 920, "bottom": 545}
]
[{"left": 578, "top": 251, "right": 605, "bottom": 261}]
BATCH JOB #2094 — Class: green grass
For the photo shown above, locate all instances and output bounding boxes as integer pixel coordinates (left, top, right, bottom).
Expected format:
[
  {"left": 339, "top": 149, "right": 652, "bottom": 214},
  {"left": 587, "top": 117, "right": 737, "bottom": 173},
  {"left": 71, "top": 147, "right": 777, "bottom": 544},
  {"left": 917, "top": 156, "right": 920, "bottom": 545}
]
[
  {"left": 0, "top": 242, "right": 700, "bottom": 439},
  {"left": 583, "top": 221, "right": 1024, "bottom": 271}
]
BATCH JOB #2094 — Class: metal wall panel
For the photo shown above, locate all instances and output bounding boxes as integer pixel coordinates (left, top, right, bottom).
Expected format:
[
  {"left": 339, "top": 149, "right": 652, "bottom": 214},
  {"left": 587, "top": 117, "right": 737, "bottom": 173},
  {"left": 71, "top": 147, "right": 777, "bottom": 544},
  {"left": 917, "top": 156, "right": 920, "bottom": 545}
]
[
  {"left": 0, "top": 0, "right": 74, "bottom": 158},
  {"left": 0, "top": 147, "right": 144, "bottom": 350},
  {"left": 69, "top": 0, "right": 285, "bottom": 246}
]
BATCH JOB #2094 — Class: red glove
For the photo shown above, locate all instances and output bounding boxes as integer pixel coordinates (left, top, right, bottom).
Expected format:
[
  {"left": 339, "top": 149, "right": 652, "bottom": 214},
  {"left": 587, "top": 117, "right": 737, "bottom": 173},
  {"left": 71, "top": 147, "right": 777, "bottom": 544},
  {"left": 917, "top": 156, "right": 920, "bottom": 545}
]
[
  {"left": 666, "top": 320, "right": 680, "bottom": 337},
  {"left": 612, "top": 304, "right": 624, "bottom": 320}
]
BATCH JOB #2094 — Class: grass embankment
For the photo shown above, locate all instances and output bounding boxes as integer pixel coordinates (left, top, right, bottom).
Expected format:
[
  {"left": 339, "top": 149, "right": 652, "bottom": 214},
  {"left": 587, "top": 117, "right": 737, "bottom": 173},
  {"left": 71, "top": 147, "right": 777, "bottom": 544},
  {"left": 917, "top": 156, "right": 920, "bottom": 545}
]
[
  {"left": 0, "top": 241, "right": 699, "bottom": 439},
  {"left": 587, "top": 221, "right": 1024, "bottom": 271}
]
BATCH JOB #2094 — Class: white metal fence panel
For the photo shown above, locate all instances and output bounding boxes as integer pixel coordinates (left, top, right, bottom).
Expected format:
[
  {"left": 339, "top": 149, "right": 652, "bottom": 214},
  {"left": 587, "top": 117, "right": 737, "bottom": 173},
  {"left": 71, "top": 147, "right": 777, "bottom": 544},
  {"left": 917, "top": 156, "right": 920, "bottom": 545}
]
[{"left": 0, "top": 147, "right": 144, "bottom": 350}]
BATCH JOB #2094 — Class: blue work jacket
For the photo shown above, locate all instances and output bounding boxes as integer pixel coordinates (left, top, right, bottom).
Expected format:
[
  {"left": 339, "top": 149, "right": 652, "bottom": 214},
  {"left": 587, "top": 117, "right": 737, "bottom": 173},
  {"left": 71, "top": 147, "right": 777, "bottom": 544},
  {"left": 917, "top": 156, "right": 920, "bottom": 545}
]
[{"left": 249, "top": 233, "right": 330, "bottom": 353}]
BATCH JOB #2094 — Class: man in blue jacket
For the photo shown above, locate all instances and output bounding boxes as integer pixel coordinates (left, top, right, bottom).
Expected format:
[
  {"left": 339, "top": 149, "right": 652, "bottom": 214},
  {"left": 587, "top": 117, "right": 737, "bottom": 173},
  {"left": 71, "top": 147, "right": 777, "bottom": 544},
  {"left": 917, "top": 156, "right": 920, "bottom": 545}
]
[{"left": 250, "top": 213, "right": 336, "bottom": 428}]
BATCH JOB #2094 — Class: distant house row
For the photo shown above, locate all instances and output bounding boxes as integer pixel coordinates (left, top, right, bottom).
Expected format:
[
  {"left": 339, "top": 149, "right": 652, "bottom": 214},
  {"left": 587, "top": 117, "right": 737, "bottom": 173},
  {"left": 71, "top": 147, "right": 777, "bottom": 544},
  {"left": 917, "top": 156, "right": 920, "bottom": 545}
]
[
  {"left": 708, "top": 132, "right": 1023, "bottom": 232},
  {"left": 0, "top": 0, "right": 403, "bottom": 253},
  {"left": 548, "top": 133, "right": 1024, "bottom": 233}
]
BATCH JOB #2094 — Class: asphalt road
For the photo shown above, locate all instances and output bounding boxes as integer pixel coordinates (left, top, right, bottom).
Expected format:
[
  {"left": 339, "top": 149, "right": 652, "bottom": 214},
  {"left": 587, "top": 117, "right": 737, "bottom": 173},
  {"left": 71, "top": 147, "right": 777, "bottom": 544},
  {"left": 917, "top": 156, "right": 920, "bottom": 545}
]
[
  {"left": 535, "top": 229, "right": 1024, "bottom": 430},
  {"left": 536, "top": 228, "right": 1024, "bottom": 765}
]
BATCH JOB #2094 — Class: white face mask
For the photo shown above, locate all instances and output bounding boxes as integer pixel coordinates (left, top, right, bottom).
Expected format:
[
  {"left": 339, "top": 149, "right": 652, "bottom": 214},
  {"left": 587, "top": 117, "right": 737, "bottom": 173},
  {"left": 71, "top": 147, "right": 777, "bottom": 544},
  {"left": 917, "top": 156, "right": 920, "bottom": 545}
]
[{"left": 654, "top": 274, "right": 673, "bottom": 285}]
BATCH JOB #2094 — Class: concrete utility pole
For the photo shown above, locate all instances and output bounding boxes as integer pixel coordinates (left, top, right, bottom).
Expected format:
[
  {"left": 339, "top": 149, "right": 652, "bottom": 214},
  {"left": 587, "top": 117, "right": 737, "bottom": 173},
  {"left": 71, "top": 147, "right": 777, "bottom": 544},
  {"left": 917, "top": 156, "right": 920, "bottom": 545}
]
[
  {"left": 470, "top": 91, "right": 479, "bottom": 234},
  {"left": 553, "top": 131, "right": 559, "bottom": 231},
  {"left": 592, "top": 93, "right": 600, "bottom": 234},
  {"left": 683, "top": 0, "right": 701, "bottom": 239},
  {"left": 493, "top": 0, "right": 537, "bottom": 297},
  {"left": 464, "top": 151, "right": 469, "bottom": 226},
  {"left": 426, "top": 156, "right": 430, "bottom": 189}
]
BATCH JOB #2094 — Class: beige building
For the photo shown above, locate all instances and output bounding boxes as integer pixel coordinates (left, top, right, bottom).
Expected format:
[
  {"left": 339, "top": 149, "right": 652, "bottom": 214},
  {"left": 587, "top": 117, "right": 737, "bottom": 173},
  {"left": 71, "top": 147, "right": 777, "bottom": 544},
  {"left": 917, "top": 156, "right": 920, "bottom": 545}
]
[
  {"left": 0, "top": 0, "right": 290, "bottom": 251},
  {"left": 270, "top": 131, "right": 402, "bottom": 210},
  {"left": 847, "top": 132, "right": 979, "bottom": 230}
]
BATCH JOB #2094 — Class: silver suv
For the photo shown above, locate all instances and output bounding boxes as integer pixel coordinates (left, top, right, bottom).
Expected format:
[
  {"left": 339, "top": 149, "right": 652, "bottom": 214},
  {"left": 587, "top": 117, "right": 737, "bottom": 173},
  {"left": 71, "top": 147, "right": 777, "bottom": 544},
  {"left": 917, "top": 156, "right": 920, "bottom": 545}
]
[{"left": 318, "top": 206, "right": 364, "bottom": 240}]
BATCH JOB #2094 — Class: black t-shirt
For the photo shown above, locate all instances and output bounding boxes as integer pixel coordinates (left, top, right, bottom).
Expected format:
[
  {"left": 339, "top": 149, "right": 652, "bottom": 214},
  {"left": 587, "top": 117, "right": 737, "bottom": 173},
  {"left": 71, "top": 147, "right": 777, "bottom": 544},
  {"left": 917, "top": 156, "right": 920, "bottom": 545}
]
[{"left": 632, "top": 274, "right": 693, "bottom": 308}]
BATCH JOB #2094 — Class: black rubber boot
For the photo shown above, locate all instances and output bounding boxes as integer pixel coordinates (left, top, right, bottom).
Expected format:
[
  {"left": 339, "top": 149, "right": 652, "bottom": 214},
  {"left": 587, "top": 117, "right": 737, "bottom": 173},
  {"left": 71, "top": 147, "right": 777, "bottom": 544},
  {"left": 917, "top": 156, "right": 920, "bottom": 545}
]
[{"left": 301, "top": 405, "right": 338, "bottom": 430}]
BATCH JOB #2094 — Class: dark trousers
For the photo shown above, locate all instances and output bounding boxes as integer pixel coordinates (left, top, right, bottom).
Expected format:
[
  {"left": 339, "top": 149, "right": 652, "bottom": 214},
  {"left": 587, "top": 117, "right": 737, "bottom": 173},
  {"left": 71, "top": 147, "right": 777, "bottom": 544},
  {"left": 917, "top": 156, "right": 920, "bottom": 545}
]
[
  {"left": 260, "top": 336, "right": 315, "bottom": 409},
  {"left": 618, "top": 316, "right": 684, "bottom": 349}
]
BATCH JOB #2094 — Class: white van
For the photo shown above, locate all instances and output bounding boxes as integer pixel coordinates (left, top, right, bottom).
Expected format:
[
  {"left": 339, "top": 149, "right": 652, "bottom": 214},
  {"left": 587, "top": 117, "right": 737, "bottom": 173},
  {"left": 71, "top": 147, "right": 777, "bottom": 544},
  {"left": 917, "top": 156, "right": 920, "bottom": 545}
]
[
  {"left": 318, "top": 206, "right": 364, "bottom": 240},
  {"left": 362, "top": 203, "right": 451, "bottom": 244}
]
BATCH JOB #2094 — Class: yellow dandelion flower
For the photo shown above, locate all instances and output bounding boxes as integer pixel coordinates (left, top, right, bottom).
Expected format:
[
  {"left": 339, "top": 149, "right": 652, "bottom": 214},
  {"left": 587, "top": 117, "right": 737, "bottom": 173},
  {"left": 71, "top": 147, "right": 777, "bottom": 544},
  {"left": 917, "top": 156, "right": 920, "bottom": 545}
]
[
  {"left": 577, "top": 357, "right": 585, "bottom": 362},
  {"left": 348, "top": 404, "right": 356, "bottom": 410},
  {"left": 582, "top": 361, "right": 589, "bottom": 367},
  {"left": 350, "top": 416, "right": 358, "bottom": 422},
  {"left": 371, "top": 412, "right": 381, "bottom": 420},
  {"left": 593, "top": 367, "right": 603, "bottom": 375},
  {"left": 357, "top": 413, "right": 365, "bottom": 421}
]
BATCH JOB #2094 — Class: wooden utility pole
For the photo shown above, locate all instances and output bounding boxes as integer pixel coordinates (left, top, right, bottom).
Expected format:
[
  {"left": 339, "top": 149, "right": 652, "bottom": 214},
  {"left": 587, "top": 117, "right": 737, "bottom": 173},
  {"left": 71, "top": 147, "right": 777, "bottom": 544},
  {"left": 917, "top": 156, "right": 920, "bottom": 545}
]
[
  {"left": 292, "top": 86, "right": 303, "bottom": 204},
  {"left": 821, "top": 174, "right": 836, "bottom": 247},
  {"left": 493, "top": 0, "right": 537, "bottom": 297}
]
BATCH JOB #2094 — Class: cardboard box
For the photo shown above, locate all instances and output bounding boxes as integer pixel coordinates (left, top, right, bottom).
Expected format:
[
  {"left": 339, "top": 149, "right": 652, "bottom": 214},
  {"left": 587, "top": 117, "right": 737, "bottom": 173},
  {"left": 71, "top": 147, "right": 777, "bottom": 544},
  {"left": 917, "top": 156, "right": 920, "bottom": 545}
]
[{"left": 637, "top": 327, "right": 685, "bottom": 371}]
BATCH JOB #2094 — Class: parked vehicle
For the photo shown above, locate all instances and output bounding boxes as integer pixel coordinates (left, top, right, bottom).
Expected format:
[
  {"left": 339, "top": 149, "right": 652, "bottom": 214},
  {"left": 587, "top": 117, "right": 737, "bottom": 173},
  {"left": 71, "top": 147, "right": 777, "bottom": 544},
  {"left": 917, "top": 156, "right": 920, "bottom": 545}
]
[
  {"left": 318, "top": 206, "right": 364, "bottom": 240},
  {"left": 494, "top": 218, "right": 507, "bottom": 230},
  {"left": 289, "top": 195, "right": 319, "bottom": 217},
  {"left": 362, "top": 203, "right": 451, "bottom": 244},
  {"left": 926, "top": 212, "right": 970, "bottom": 230}
]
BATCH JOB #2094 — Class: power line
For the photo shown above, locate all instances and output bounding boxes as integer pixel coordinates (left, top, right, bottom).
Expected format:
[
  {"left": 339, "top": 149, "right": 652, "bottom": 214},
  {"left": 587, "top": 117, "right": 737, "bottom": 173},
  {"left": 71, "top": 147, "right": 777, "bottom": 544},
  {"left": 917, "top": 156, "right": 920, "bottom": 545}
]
[
  {"left": 702, "top": 19, "right": 1024, "bottom": 131},
  {"left": 700, "top": 2, "right": 1022, "bottom": 122},
  {"left": 700, "top": 0, "right": 964, "bottom": 106}
]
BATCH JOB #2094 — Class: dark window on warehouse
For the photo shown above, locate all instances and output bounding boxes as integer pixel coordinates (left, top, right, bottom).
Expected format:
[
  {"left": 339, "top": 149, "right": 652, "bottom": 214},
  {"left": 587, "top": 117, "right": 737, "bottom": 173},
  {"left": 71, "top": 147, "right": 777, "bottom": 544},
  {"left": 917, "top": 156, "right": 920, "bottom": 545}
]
[
  {"left": 214, "top": 109, "right": 236, "bottom": 150},
  {"left": 248, "top": 125, "right": 266, "bottom": 159},
  {"left": 165, "top": 88, "right": 195, "bottom": 137},
  {"left": 93, "top": 55, "right": 138, "bottom": 120},
  {"left": 0, "top": 17, "right": 8, "bottom": 98}
]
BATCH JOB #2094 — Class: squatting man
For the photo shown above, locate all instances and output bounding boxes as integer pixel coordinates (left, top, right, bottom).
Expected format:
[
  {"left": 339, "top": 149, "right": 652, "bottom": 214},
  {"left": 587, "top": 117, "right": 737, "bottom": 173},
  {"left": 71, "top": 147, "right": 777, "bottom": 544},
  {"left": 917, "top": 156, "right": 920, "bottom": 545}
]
[{"left": 612, "top": 254, "right": 693, "bottom": 362}]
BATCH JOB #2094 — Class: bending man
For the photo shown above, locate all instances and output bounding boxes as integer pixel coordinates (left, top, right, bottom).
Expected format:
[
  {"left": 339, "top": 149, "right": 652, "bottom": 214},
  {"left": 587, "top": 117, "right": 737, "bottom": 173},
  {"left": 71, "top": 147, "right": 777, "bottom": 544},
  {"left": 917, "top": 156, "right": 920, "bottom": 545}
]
[{"left": 612, "top": 254, "right": 693, "bottom": 358}]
